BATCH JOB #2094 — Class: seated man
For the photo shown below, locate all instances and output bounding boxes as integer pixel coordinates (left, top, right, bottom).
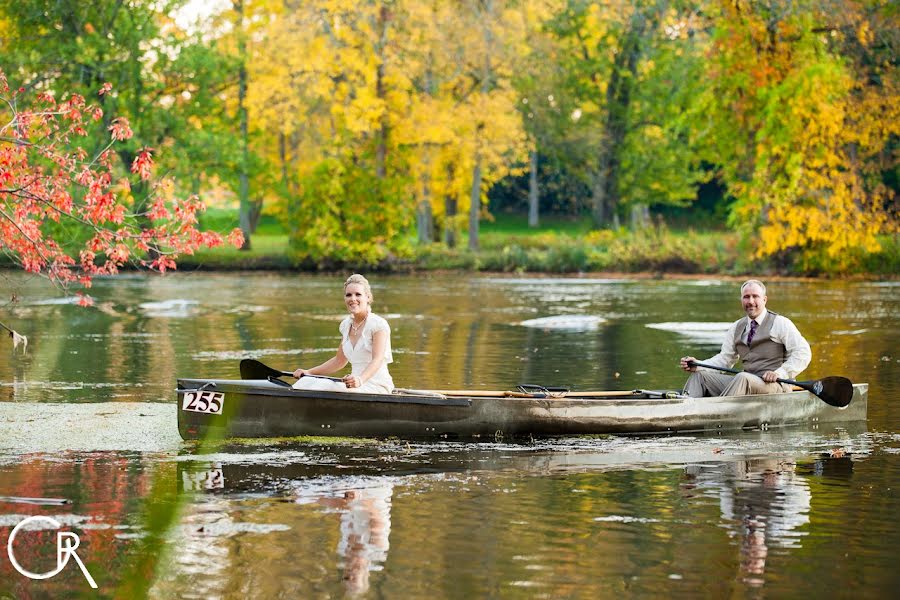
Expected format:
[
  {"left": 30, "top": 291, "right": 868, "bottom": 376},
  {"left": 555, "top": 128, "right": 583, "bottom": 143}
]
[{"left": 680, "top": 279, "right": 811, "bottom": 397}]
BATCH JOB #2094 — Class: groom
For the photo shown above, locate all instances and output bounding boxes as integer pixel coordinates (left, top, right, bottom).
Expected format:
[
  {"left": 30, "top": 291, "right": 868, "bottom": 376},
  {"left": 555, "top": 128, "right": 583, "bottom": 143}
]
[{"left": 679, "top": 280, "right": 811, "bottom": 397}]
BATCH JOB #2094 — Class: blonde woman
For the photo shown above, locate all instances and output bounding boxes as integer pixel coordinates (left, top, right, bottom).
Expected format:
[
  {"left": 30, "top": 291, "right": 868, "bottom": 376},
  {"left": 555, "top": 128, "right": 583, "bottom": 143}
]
[{"left": 292, "top": 274, "right": 394, "bottom": 394}]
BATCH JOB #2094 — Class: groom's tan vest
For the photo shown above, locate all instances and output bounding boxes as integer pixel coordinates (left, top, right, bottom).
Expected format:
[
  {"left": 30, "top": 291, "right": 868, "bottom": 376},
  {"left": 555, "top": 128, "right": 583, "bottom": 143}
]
[{"left": 733, "top": 311, "right": 786, "bottom": 374}]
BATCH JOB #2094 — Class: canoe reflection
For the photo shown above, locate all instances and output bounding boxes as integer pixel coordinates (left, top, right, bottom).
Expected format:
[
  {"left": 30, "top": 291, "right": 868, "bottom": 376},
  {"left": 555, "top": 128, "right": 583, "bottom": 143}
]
[{"left": 174, "top": 430, "right": 865, "bottom": 594}]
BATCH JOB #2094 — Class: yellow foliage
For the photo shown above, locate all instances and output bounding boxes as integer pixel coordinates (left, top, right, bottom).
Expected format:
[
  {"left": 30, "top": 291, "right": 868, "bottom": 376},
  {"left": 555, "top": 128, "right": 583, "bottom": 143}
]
[
  {"left": 707, "top": 1, "right": 898, "bottom": 271},
  {"left": 209, "top": 0, "right": 534, "bottom": 247}
]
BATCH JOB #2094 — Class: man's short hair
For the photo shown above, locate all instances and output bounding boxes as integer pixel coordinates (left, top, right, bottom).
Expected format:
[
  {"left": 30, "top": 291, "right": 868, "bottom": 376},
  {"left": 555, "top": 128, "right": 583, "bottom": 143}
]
[{"left": 741, "top": 279, "right": 767, "bottom": 295}]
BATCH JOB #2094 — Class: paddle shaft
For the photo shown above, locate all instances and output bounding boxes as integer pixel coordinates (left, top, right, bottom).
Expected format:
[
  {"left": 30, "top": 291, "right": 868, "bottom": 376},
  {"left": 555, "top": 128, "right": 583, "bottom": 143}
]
[
  {"left": 413, "top": 389, "right": 636, "bottom": 398},
  {"left": 689, "top": 360, "right": 804, "bottom": 388},
  {"left": 291, "top": 372, "right": 344, "bottom": 383},
  {"left": 240, "top": 359, "right": 344, "bottom": 382}
]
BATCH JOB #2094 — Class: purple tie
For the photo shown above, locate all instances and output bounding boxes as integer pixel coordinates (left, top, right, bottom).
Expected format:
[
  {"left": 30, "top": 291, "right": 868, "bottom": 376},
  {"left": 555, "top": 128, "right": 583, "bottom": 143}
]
[{"left": 747, "top": 320, "right": 758, "bottom": 345}]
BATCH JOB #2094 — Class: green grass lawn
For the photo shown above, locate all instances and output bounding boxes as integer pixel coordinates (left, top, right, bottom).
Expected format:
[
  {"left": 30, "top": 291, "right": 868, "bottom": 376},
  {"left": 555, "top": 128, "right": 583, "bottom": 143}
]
[{"left": 479, "top": 213, "right": 593, "bottom": 236}]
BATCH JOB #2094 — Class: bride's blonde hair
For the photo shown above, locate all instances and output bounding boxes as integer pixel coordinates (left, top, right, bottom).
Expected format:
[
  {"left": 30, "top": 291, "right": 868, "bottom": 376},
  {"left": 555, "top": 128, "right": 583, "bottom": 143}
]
[{"left": 344, "top": 273, "right": 373, "bottom": 303}]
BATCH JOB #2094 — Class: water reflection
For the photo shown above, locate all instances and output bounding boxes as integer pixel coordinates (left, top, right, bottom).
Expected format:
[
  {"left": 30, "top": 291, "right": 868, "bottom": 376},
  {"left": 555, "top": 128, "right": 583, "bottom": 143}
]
[
  {"left": 159, "top": 432, "right": 869, "bottom": 597},
  {"left": 686, "top": 459, "right": 812, "bottom": 586},
  {"left": 0, "top": 272, "right": 896, "bottom": 597},
  {"left": 296, "top": 478, "right": 393, "bottom": 595}
]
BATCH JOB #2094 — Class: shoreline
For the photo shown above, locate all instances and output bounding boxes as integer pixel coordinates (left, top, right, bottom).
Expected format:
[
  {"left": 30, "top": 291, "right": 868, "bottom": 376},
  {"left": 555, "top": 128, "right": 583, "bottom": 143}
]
[{"left": 2, "top": 264, "right": 896, "bottom": 286}]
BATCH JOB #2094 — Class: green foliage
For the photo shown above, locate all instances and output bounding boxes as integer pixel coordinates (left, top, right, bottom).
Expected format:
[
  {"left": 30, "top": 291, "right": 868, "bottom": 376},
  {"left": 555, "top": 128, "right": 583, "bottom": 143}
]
[
  {"left": 539, "top": 1, "right": 713, "bottom": 226},
  {"left": 287, "top": 158, "right": 414, "bottom": 266},
  {"left": 3, "top": 0, "right": 893, "bottom": 276},
  {"left": 596, "top": 228, "right": 735, "bottom": 274},
  {"left": 700, "top": 0, "right": 898, "bottom": 273},
  {"left": 176, "top": 210, "right": 898, "bottom": 278},
  {"left": 857, "top": 235, "right": 900, "bottom": 277},
  {"left": 412, "top": 222, "right": 742, "bottom": 274},
  {"left": 0, "top": 0, "right": 245, "bottom": 197}
]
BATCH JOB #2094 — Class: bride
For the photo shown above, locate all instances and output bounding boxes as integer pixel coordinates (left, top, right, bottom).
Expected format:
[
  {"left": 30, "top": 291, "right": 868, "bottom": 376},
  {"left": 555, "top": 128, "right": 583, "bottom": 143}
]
[{"left": 292, "top": 274, "right": 394, "bottom": 394}]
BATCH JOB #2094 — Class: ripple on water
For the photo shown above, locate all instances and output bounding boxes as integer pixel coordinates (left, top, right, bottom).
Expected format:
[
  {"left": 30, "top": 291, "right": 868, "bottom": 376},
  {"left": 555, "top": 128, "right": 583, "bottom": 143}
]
[
  {"left": 138, "top": 299, "right": 200, "bottom": 318},
  {"left": 518, "top": 315, "right": 607, "bottom": 331},
  {"left": 191, "top": 348, "right": 319, "bottom": 361},
  {"left": 28, "top": 296, "right": 82, "bottom": 306},
  {"left": 645, "top": 321, "right": 732, "bottom": 345}
]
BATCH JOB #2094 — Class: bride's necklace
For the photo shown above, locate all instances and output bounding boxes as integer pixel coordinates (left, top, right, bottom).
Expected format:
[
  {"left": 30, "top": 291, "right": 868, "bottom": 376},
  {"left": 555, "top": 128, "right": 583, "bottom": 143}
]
[{"left": 350, "top": 315, "right": 368, "bottom": 334}]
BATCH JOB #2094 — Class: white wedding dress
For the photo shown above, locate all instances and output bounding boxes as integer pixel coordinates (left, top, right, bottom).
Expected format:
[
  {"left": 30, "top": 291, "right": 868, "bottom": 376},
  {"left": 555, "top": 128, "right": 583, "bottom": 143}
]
[{"left": 292, "top": 313, "right": 394, "bottom": 394}]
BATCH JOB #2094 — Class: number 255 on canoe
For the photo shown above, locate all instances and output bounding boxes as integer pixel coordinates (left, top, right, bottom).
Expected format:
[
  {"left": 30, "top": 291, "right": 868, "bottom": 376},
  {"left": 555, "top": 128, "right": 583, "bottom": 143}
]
[{"left": 181, "top": 390, "right": 225, "bottom": 415}]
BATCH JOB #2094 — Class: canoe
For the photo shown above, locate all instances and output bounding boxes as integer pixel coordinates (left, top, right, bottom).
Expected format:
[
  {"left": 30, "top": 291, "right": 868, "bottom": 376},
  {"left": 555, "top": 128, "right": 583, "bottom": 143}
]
[{"left": 176, "top": 377, "right": 868, "bottom": 440}]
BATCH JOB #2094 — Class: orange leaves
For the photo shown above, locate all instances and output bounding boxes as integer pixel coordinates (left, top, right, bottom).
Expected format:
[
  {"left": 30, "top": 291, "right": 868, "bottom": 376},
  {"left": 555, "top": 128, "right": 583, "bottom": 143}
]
[
  {"left": 227, "top": 228, "right": 245, "bottom": 248},
  {"left": 147, "top": 198, "right": 171, "bottom": 221},
  {"left": 704, "top": 3, "right": 897, "bottom": 273},
  {"left": 130, "top": 148, "right": 154, "bottom": 180},
  {"left": 108, "top": 117, "right": 133, "bottom": 141},
  {"left": 0, "top": 69, "right": 239, "bottom": 295}
]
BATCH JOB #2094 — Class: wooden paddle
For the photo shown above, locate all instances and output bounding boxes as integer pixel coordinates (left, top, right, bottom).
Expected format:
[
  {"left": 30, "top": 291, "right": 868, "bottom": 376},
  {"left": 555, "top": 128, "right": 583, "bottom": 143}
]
[
  {"left": 239, "top": 359, "right": 344, "bottom": 383},
  {"left": 688, "top": 360, "right": 853, "bottom": 408}
]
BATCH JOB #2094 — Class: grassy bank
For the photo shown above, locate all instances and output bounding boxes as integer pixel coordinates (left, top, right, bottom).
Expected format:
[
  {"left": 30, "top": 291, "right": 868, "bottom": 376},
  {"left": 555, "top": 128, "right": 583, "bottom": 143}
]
[{"left": 176, "top": 211, "right": 900, "bottom": 277}]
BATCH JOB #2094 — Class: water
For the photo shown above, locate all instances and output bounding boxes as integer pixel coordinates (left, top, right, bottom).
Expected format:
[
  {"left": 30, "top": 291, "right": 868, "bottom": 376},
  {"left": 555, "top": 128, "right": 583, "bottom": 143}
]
[{"left": 0, "top": 272, "right": 897, "bottom": 598}]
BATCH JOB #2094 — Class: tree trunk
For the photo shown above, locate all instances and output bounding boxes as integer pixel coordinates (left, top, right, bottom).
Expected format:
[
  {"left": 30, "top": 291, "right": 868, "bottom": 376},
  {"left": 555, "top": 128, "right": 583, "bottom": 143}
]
[
  {"left": 417, "top": 200, "right": 434, "bottom": 244},
  {"left": 630, "top": 203, "right": 650, "bottom": 231},
  {"left": 444, "top": 195, "right": 457, "bottom": 248},
  {"left": 468, "top": 158, "right": 482, "bottom": 251},
  {"left": 590, "top": 163, "right": 609, "bottom": 228},
  {"left": 248, "top": 198, "right": 263, "bottom": 233},
  {"left": 235, "top": 0, "right": 252, "bottom": 250},
  {"left": 528, "top": 149, "right": 539, "bottom": 227},
  {"left": 444, "top": 162, "right": 457, "bottom": 248},
  {"left": 417, "top": 168, "right": 434, "bottom": 244},
  {"left": 590, "top": 10, "right": 648, "bottom": 230},
  {"left": 467, "top": 0, "right": 495, "bottom": 252},
  {"left": 279, "top": 131, "right": 289, "bottom": 187},
  {"left": 374, "top": 4, "right": 390, "bottom": 180}
]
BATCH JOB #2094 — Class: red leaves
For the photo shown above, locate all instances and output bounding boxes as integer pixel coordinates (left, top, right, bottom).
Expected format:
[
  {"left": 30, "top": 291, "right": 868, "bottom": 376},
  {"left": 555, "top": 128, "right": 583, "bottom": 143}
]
[
  {"left": 227, "top": 228, "right": 246, "bottom": 248},
  {"left": 108, "top": 117, "right": 132, "bottom": 141},
  {"left": 75, "top": 293, "right": 94, "bottom": 307},
  {"left": 130, "top": 148, "right": 154, "bottom": 180},
  {"left": 148, "top": 255, "right": 178, "bottom": 273},
  {"left": 147, "top": 198, "right": 171, "bottom": 221},
  {"left": 0, "top": 69, "right": 237, "bottom": 298}
]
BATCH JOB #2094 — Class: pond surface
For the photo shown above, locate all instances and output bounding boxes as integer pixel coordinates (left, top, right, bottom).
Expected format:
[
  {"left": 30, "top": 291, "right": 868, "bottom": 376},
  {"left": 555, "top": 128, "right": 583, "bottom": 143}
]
[{"left": 0, "top": 272, "right": 897, "bottom": 598}]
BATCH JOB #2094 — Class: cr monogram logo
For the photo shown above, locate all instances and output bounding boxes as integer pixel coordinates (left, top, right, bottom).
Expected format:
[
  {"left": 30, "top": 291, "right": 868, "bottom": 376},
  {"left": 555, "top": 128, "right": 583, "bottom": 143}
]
[{"left": 7, "top": 515, "right": 98, "bottom": 589}]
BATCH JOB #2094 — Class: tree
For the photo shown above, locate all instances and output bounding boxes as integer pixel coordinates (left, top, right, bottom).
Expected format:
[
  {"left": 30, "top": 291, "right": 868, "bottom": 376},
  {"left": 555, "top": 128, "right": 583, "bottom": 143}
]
[
  {"left": 545, "top": 0, "right": 710, "bottom": 229},
  {"left": 0, "top": 0, "right": 247, "bottom": 238},
  {"left": 0, "top": 72, "right": 243, "bottom": 302},
  {"left": 702, "top": 0, "right": 898, "bottom": 271},
  {"left": 404, "top": 0, "right": 528, "bottom": 248}
]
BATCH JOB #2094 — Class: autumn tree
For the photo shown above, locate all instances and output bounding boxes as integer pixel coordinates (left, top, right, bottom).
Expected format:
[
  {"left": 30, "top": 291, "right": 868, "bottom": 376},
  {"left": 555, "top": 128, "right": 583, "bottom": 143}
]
[
  {"left": 0, "top": 73, "right": 243, "bottom": 302},
  {"left": 0, "top": 0, "right": 245, "bottom": 240},
  {"left": 401, "top": 0, "right": 528, "bottom": 248},
  {"left": 233, "top": 0, "right": 412, "bottom": 264},
  {"left": 702, "top": 0, "right": 898, "bottom": 272}
]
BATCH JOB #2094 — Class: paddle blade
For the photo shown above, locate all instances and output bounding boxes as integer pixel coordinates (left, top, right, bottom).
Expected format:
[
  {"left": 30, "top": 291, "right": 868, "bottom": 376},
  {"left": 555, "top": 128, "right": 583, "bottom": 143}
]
[
  {"left": 798, "top": 376, "right": 854, "bottom": 408},
  {"left": 240, "top": 359, "right": 286, "bottom": 380}
]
